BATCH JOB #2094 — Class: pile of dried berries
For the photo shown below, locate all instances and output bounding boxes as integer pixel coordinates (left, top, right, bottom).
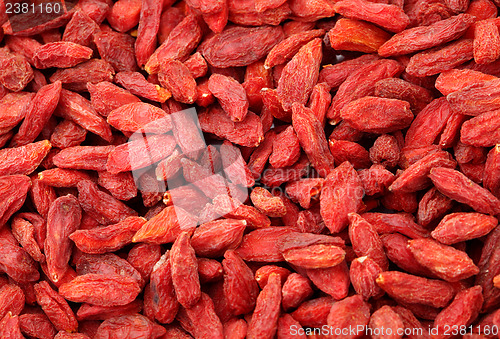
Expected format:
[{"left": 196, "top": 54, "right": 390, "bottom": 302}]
[{"left": 0, "top": 0, "right": 500, "bottom": 337}]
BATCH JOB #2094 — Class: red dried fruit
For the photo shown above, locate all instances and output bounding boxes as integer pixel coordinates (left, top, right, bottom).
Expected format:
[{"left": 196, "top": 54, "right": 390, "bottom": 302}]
[
  {"left": 329, "top": 18, "right": 391, "bottom": 53},
  {"left": 282, "top": 244, "right": 345, "bottom": 269},
  {"left": 132, "top": 206, "right": 196, "bottom": 244},
  {"left": 223, "top": 250, "right": 259, "bottom": 316},
  {"left": 484, "top": 145, "right": 500, "bottom": 198},
  {"left": 94, "top": 31, "right": 138, "bottom": 72},
  {"left": 417, "top": 188, "right": 454, "bottom": 228},
  {"left": 432, "top": 213, "right": 498, "bottom": 244},
  {"left": 350, "top": 256, "right": 384, "bottom": 300},
  {"left": 34, "top": 281, "right": 78, "bottom": 332},
  {"left": 432, "top": 286, "right": 483, "bottom": 338},
  {"left": 375, "top": 78, "right": 433, "bottom": 113},
  {"left": 447, "top": 78, "right": 500, "bottom": 116},
  {"left": 0, "top": 141, "right": 52, "bottom": 177},
  {"left": 379, "top": 14, "right": 474, "bottom": 56},
  {"left": 326, "top": 295, "right": 371, "bottom": 339},
  {"left": 127, "top": 243, "right": 162, "bottom": 280},
  {"left": 0, "top": 92, "right": 34, "bottom": 135},
  {"left": 228, "top": 1, "right": 290, "bottom": 26},
  {"left": 369, "top": 140, "right": 398, "bottom": 169},
  {"left": 327, "top": 59, "right": 404, "bottom": 123},
  {"left": 59, "top": 274, "right": 141, "bottom": 307},
  {"left": 0, "top": 312, "right": 24, "bottom": 339},
  {"left": 381, "top": 233, "right": 435, "bottom": 278},
  {"left": 52, "top": 145, "right": 114, "bottom": 172},
  {"left": 281, "top": 273, "right": 313, "bottom": 311},
  {"left": 285, "top": 178, "right": 324, "bottom": 209},
  {"left": 115, "top": 71, "right": 171, "bottom": 103},
  {"left": 49, "top": 59, "right": 115, "bottom": 92},
  {"left": 213, "top": 195, "right": 271, "bottom": 229},
  {"left": 348, "top": 213, "right": 389, "bottom": 271},
  {"left": 19, "top": 313, "right": 57, "bottom": 339},
  {"left": 435, "top": 69, "right": 497, "bottom": 96},
  {"left": 11, "top": 215, "right": 44, "bottom": 263},
  {"left": 0, "top": 49, "right": 34, "bottom": 92},
  {"left": 78, "top": 0, "right": 110, "bottom": 24},
  {"left": 54, "top": 331, "right": 91, "bottom": 339},
  {"left": 269, "top": 126, "right": 301, "bottom": 169},
  {"left": 246, "top": 273, "right": 281, "bottom": 339},
  {"left": 369, "top": 305, "right": 404, "bottom": 339},
  {"left": 4, "top": 36, "right": 42, "bottom": 65},
  {"left": 54, "top": 89, "right": 113, "bottom": 142},
  {"left": 308, "top": 82, "right": 331, "bottom": 126},
  {"left": 341, "top": 96, "right": 413, "bottom": 134},
  {"left": 77, "top": 180, "right": 138, "bottom": 225},
  {"left": 33, "top": 42, "right": 93, "bottom": 69},
  {"left": 306, "top": 261, "right": 350, "bottom": 300},
  {"left": 277, "top": 38, "right": 322, "bottom": 113},
  {"left": 291, "top": 296, "right": 333, "bottom": 328},
  {"left": 158, "top": 60, "right": 198, "bottom": 104},
  {"left": 148, "top": 251, "right": 178, "bottom": 324},
  {"left": 106, "top": 134, "right": 176, "bottom": 174},
  {"left": 277, "top": 314, "right": 305, "bottom": 339},
  {"left": 320, "top": 162, "right": 364, "bottom": 234},
  {"left": 76, "top": 300, "right": 143, "bottom": 321},
  {"left": 250, "top": 187, "right": 287, "bottom": 218},
  {"left": 10, "top": 81, "right": 61, "bottom": 147},
  {"left": 29, "top": 176, "right": 56, "bottom": 219},
  {"left": 184, "top": 52, "right": 208, "bottom": 79},
  {"left": 198, "top": 258, "right": 223, "bottom": 284},
  {"left": 265, "top": 29, "right": 325, "bottom": 69},
  {"left": 3, "top": 2, "right": 500, "bottom": 337},
  {"left": 292, "top": 103, "right": 334, "bottom": 176},
  {"left": 176, "top": 293, "right": 224, "bottom": 339},
  {"left": 171, "top": 232, "right": 201, "bottom": 309},
  {"left": 191, "top": 219, "right": 246, "bottom": 258},
  {"left": 329, "top": 139, "right": 371, "bottom": 169},
  {"left": 50, "top": 120, "right": 87, "bottom": 149},
  {"left": 199, "top": 106, "right": 264, "bottom": 147},
  {"left": 78, "top": 253, "right": 143, "bottom": 286},
  {"left": 358, "top": 165, "right": 395, "bottom": 197},
  {"left": 44, "top": 195, "right": 81, "bottom": 283},
  {"left": 94, "top": 314, "right": 164, "bottom": 338},
  {"left": 381, "top": 189, "right": 418, "bottom": 213},
  {"left": 0, "top": 284, "right": 24, "bottom": 319},
  {"left": 70, "top": 217, "right": 146, "bottom": 254},
  {"left": 145, "top": 15, "right": 202, "bottom": 74},
  {"left": 376, "top": 271, "right": 455, "bottom": 308},
  {"left": 406, "top": 39, "right": 474, "bottom": 77},
  {"left": 429, "top": 167, "right": 500, "bottom": 215},
  {"left": 107, "top": 0, "right": 141, "bottom": 32},
  {"left": 460, "top": 109, "right": 500, "bottom": 147},
  {"left": 319, "top": 54, "right": 380, "bottom": 89},
  {"left": 202, "top": 25, "right": 285, "bottom": 68},
  {"left": 474, "top": 19, "right": 500, "bottom": 65},
  {"left": 408, "top": 238, "right": 479, "bottom": 282},
  {"left": 208, "top": 73, "right": 249, "bottom": 122},
  {"left": 220, "top": 141, "right": 255, "bottom": 187},
  {"left": 97, "top": 171, "right": 137, "bottom": 201},
  {"left": 88, "top": 82, "right": 138, "bottom": 117},
  {"left": 134, "top": 0, "right": 162, "bottom": 68},
  {"left": 63, "top": 10, "right": 100, "bottom": 47},
  {"left": 405, "top": 98, "right": 453, "bottom": 148},
  {"left": 277, "top": 232, "right": 345, "bottom": 252},
  {"left": 107, "top": 102, "right": 171, "bottom": 134},
  {"left": 389, "top": 150, "right": 457, "bottom": 193},
  {"left": 361, "top": 212, "right": 429, "bottom": 239}
]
